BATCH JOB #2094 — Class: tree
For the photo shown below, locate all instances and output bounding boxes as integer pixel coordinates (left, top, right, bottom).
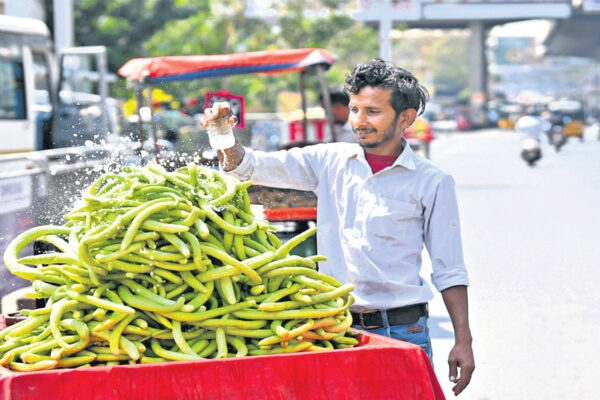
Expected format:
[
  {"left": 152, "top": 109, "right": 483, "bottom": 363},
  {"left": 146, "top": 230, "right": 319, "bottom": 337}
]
[
  {"left": 72, "top": 0, "right": 204, "bottom": 96},
  {"left": 392, "top": 29, "right": 469, "bottom": 99},
  {"left": 71, "top": 0, "right": 379, "bottom": 110},
  {"left": 144, "top": 0, "right": 379, "bottom": 111}
]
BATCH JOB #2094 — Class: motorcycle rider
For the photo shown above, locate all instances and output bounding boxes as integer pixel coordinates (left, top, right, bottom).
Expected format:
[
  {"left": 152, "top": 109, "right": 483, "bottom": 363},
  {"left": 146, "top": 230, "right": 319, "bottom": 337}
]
[
  {"left": 515, "top": 107, "right": 550, "bottom": 166},
  {"left": 548, "top": 113, "right": 567, "bottom": 151}
]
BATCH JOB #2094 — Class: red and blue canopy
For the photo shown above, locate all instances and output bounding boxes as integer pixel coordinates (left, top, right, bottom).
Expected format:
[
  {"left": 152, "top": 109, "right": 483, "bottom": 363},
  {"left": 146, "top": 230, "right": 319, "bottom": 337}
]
[{"left": 118, "top": 48, "right": 337, "bottom": 83}]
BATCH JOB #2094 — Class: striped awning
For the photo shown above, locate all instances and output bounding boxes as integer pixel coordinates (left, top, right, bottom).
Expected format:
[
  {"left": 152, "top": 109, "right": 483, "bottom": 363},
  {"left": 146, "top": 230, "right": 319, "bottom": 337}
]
[{"left": 118, "top": 48, "right": 337, "bottom": 83}]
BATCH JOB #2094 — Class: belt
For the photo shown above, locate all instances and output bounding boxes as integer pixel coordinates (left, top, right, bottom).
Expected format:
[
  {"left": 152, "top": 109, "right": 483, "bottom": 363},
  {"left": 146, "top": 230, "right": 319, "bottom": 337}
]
[{"left": 351, "top": 303, "right": 428, "bottom": 330}]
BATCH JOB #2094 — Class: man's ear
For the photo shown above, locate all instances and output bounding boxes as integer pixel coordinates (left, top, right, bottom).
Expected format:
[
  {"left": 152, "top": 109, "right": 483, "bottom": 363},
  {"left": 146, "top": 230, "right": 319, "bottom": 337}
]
[{"left": 397, "top": 108, "right": 417, "bottom": 129}]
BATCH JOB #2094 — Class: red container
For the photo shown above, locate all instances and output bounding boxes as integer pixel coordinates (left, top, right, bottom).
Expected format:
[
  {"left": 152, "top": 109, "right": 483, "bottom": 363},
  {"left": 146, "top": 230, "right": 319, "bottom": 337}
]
[
  {"left": 263, "top": 207, "right": 317, "bottom": 221},
  {"left": 0, "top": 316, "right": 445, "bottom": 400}
]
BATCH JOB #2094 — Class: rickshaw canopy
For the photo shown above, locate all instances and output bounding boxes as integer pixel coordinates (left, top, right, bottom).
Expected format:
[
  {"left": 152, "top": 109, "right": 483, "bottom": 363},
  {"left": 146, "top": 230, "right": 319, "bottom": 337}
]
[
  {"left": 118, "top": 48, "right": 337, "bottom": 83},
  {"left": 547, "top": 100, "right": 582, "bottom": 113}
]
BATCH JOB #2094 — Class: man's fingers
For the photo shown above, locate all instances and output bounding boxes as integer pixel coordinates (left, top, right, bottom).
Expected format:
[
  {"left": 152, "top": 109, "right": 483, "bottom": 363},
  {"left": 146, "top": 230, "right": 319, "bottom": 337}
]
[
  {"left": 448, "top": 358, "right": 458, "bottom": 383},
  {"left": 215, "top": 102, "right": 232, "bottom": 117},
  {"left": 452, "top": 375, "right": 469, "bottom": 396},
  {"left": 451, "top": 361, "right": 475, "bottom": 396}
]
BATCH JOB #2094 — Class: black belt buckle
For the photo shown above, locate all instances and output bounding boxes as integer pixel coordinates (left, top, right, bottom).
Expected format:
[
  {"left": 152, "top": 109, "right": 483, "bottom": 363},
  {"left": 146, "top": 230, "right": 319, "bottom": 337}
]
[{"left": 357, "top": 310, "right": 382, "bottom": 330}]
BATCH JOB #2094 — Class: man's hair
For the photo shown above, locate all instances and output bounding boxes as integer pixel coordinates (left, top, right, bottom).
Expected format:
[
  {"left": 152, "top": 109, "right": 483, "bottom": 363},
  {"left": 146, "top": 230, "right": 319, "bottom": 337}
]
[
  {"left": 319, "top": 86, "right": 349, "bottom": 107},
  {"left": 344, "top": 58, "right": 429, "bottom": 116}
]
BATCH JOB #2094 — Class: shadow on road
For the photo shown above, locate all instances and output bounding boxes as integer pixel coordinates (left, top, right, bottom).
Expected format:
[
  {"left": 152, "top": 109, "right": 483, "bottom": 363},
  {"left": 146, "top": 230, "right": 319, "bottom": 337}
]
[{"left": 429, "top": 315, "right": 455, "bottom": 339}]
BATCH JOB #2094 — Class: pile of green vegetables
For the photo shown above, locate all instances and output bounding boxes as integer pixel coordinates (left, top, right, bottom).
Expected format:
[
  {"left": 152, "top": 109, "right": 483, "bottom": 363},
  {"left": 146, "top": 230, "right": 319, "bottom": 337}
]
[{"left": 0, "top": 163, "right": 356, "bottom": 372}]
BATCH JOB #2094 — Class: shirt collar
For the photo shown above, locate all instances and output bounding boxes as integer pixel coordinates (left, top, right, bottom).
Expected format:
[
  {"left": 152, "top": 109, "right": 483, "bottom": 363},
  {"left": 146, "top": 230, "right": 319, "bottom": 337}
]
[{"left": 344, "top": 137, "right": 417, "bottom": 171}]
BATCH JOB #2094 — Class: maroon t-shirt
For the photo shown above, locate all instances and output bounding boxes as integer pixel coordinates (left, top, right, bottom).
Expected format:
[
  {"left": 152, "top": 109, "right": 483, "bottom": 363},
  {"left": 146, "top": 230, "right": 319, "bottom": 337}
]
[{"left": 365, "top": 152, "right": 397, "bottom": 174}]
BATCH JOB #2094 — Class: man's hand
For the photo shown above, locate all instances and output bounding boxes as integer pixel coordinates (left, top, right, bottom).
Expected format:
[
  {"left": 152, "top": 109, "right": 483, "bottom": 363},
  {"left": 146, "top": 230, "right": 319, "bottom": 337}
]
[
  {"left": 199, "top": 102, "right": 245, "bottom": 170},
  {"left": 448, "top": 340, "right": 475, "bottom": 396},
  {"left": 200, "top": 102, "right": 238, "bottom": 127}
]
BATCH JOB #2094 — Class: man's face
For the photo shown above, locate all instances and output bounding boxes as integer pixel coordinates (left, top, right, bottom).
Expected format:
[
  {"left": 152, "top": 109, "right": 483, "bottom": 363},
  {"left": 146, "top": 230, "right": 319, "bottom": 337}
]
[
  {"left": 331, "top": 103, "right": 350, "bottom": 125},
  {"left": 348, "top": 86, "right": 405, "bottom": 154}
]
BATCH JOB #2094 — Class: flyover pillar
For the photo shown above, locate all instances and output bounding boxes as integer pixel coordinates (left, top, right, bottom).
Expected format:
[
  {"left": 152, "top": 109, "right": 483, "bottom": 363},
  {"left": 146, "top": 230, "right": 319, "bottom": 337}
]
[{"left": 468, "top": 21, "right": 488, "bottom": 102}]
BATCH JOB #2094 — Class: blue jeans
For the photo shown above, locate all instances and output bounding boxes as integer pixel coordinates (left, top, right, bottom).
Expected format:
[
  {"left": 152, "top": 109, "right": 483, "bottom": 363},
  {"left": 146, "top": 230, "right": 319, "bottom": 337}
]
[{"left": 353, "top": 315, "right": 433, "bottom": 365}]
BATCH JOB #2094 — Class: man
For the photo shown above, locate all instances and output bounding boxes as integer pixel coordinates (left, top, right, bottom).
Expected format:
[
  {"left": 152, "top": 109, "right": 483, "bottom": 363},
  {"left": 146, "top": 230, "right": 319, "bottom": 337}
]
[
  {"left": 202, "top": 58, "right": 474, "bottom": 396},
  {"left": 319, "top": 86, "right": 356, "bottom": 143},
  {"left": 515, "top": 108, "right": 551, "bottom": 163},
  {"left": 515, "top": 107, "right": 550, "bottom": 142}
]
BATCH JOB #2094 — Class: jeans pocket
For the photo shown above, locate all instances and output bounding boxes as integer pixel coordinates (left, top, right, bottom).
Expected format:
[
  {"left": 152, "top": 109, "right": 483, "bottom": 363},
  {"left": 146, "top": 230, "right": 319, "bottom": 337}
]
[{"left": 389, "top": 317, "right": 431, "bottom": 353}]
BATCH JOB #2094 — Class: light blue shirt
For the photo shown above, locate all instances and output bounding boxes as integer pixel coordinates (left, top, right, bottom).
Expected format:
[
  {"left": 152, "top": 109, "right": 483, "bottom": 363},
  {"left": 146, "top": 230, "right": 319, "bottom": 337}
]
[
  {"left": 515, "top": 115, "right": 550, "bottom": 140},
  {"left": 227, "top": 140, "right": 469, "bottom": 312}
]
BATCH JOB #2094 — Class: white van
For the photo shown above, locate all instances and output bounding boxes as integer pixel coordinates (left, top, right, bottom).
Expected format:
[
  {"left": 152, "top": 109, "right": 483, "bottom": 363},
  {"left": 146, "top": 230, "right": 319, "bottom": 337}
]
[{"left": 0, "top": 14, "right": 120, "bottom": 153}]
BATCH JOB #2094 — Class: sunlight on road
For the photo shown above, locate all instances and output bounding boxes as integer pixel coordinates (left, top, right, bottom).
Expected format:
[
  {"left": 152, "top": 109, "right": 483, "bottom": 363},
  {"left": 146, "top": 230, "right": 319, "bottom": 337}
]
[{"left": 423, "top": 128, "right": 600, "bottom": 399}]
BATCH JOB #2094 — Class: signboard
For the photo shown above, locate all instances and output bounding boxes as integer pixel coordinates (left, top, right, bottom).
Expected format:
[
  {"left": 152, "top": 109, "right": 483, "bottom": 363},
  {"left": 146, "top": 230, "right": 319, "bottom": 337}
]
[
  {"left": 491, "top": 37, "right": 535, "bottom": 65},
  {"left": 204, "top": 90, "right": 245, "bottom": 129},
  {"left": 583, "top": 0, "right": 600, "bottom": 11},
  {"left": 351, "top": 0, "right": 421, "bottom": 22}
]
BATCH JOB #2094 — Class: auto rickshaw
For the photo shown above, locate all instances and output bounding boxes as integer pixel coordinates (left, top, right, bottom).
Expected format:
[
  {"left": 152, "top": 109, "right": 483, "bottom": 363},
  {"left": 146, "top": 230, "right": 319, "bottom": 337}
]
[
  {"left": 547, "top": 100, "right": 585, "bottom": 141},
  {"left": 497, "top": 103, "right": 523, "bottom": 129}
]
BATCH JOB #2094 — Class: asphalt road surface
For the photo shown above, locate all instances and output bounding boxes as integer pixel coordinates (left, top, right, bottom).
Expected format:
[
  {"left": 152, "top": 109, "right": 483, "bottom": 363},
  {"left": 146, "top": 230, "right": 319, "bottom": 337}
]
[{"left": 423, "top": 126, "right": 600, "bottom": 399}]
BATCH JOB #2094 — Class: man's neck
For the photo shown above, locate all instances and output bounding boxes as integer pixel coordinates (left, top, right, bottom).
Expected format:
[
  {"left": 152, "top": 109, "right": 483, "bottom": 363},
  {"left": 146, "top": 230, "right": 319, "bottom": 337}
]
[{"left": 364, "top": 139, "right": 404, "bottom": 157}]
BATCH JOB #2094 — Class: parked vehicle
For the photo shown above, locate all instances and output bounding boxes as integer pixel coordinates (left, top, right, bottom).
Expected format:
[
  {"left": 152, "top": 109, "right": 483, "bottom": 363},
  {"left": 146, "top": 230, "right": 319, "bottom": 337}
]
[
  {"left": 404, "top": 116, "right": 433, "bottom": 158},
  {"left": 0, "top": 14, "right": 118, "bottom": 153},
  {"left": 118, "top": 48, "right": 338, "bottom": 157},
  {"left": 497, "top": 103, "right": 524, "bottom": 130},
  {"left": 455, "top": 105, "right": 487, "bottom": 131},
  {"left": 0, "top": 15, "right": 133, "bottom": 313},
  {"left": 547, "top": 100, "right": 584, "bottom": 141}
]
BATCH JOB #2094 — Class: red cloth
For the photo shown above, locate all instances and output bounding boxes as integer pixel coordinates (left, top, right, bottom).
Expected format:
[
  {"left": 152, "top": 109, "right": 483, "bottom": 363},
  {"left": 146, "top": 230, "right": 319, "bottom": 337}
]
[
  {"left": 0, "top": 329, "right": 445, "bottom": 400},
  {"left": 365, "top": 152, "right": 397, "bottom": 174}
]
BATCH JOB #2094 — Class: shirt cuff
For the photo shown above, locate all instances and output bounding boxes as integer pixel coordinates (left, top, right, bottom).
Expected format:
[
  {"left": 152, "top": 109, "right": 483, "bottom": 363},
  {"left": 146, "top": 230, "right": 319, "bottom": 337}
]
[
  {"left": 224, "top": 148, "right": 255, "bottom": 181},
  {"left": 431, "top": 267, "right": 470, "bottom": 292}
]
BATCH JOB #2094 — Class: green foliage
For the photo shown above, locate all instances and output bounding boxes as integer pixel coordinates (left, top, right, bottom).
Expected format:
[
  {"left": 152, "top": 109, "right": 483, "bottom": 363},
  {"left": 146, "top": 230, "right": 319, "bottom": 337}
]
[
  {"left": 391, "top": 31, "right": 469, "bottom": 99},
  {"left": 456, "top": 88, "right": 470, "bottom": 105},
  {"left": 73, "top": 0, "right": 205, "bottom": 97},
  {"left": 73, "top": 0, "right": 380, "bottom": 110}
]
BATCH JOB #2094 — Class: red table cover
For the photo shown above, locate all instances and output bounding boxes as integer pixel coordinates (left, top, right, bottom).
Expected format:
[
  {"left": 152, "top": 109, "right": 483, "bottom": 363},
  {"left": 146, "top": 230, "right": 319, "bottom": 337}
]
[{"left": 0, "top": 316, "right": 445, "bottom": 400}]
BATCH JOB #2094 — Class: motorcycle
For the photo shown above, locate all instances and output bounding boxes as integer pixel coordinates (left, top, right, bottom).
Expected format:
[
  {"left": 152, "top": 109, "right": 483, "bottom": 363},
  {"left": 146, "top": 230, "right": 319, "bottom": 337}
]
[
  {"left": 548, "top": 116, "right": 568, "bottom": 152},
  {"left": 521, "top": 137, "right": 542, "bottom": 167},
  {"left": 550, "top": 124, "right": 567, "bottom": 152}
]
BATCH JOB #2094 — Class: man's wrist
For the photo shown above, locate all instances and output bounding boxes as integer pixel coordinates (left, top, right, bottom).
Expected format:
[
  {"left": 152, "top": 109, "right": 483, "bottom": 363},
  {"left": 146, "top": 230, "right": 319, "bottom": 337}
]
[
  {"left": 454, "top": 329, "right": 473, "bottom": 346},
  {"left": 217, "top": 142, "right": 245, "bottom": 171}
]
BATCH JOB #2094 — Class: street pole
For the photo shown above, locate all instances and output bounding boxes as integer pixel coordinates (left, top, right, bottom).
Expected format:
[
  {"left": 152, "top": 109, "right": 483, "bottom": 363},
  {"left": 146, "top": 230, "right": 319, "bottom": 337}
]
[
  {"left": 379, "top": 0, "right": 392, "bottom": 61},
  {"left": 53, "top": 0, "right": 74, "bottom": 50},
  {"left": 350, "top": 0, "right": 420, "bottom": 62}
]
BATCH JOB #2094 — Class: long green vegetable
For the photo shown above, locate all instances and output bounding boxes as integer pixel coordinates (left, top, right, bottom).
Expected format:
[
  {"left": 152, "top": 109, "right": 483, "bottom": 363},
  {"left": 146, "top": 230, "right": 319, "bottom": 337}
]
[{"left": 1, "top": 163, "right": 357, "bottom": 371}]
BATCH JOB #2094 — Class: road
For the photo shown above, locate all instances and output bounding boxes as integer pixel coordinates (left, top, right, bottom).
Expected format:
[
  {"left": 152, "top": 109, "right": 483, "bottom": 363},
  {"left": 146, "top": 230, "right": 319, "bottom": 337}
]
[{"left": 423, "top": 126, "right": 600, "bottom": 399}]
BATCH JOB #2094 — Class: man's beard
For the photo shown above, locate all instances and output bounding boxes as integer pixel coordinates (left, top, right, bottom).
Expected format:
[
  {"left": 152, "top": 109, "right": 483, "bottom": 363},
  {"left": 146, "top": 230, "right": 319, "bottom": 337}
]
[{"left": 355, "top": 123, "right": 400, "bottom": 149}]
